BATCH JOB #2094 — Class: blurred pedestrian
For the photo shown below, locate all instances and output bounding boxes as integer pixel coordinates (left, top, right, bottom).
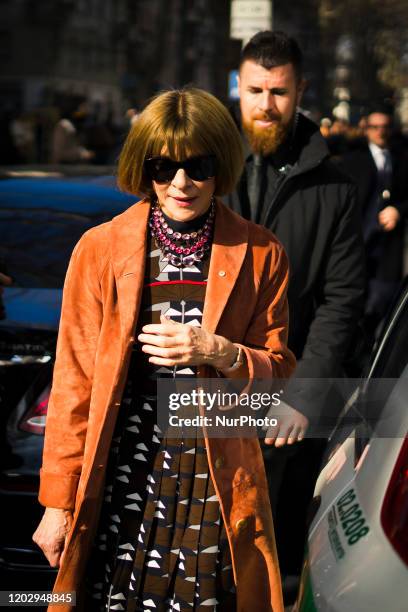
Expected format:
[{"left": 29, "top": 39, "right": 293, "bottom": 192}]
[
  {"left": 85, "top": 109, "right": 115, "bottom": 165},
  {"left": 0, "top": 108, "right": 22, "bottom": 164},
  {"left": 51, "top": 99, "right": 94, "bottom": 164},
  {"left": 10, "top": 113, "right": 36, "bottom": 163},
  {"left": 325, "top": 117, "right": 351, "bottom": 156},
  {"left": 126, "top": 107, "right": 140, "bottom": 126},
  {"left": 319, "top": 117, "right": 332, "bottom": 138},
  {"left": 341, "top": 106, "right": 408, "bottom": 345},
  {"left": 225, "top": 30, "right": 365, "bottom": 581}
]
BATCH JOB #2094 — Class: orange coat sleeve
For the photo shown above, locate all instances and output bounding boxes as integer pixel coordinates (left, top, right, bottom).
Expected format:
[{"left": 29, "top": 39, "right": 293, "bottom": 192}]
[
  {"left": 238, "top": 240, "right": 296, "bottom": 380},
  {"left": 38, "top": 231, "right": 103, "bottom": 510}
]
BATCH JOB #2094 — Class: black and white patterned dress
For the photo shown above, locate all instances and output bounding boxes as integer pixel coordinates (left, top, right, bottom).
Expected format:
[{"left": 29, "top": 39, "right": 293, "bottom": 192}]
[{"left": 85, "top": 214, "right": 236, "bottom": 611}]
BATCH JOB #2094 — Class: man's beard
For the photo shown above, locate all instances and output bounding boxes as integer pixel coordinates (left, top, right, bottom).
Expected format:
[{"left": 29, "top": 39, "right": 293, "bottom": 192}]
[{"left": 243, "top": 113, "right": 293, "bottom": 156}]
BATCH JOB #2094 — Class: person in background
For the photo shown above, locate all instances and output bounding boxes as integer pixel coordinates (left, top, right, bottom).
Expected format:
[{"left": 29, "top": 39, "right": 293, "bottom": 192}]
[
  {"left": 225, "top": 30, "right": 365, "bottom": 586},
  {"left": 33, "top": 87, "right": 295, "bottom": 612},
  {"left": 0, "top": 107, "right": 22, "bottom": 164},
  {"left": 125, "top": 107, "right": 140, "bottom": 126},
  {"left": 325, "top": 116, "right": 351, "bottom": 156},
  {"left": 319, "top": 117, "right": 332, "bottom": 139},
  {"left": 341, "top": 105, "right": 408, "bottom": 346},
  {"left": 51, "top": 99, "right": 94, "bottom": 164}
]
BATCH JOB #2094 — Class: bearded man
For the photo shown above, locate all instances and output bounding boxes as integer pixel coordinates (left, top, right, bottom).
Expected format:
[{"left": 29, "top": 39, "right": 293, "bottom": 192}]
[{"left": 224, "top": 31, "right": 365, "bottom": 586}]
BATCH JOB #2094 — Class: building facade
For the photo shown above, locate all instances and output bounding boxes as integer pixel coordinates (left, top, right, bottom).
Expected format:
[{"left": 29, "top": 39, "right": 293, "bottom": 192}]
[{"left": 0, "top": 0, "right": 127, "bottom": 121}]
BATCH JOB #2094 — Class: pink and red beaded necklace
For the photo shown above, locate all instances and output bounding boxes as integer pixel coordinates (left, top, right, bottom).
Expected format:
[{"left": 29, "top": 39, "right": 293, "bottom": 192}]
[{"left": 149, "top": 198, "right": 215, "bottom": 268}]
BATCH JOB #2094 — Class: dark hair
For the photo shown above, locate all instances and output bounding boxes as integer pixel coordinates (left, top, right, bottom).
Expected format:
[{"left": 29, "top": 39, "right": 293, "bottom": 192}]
[
  {"left": 239, "top": 31, "right": 303, "bottom": 81},
  {"left": 366, "top": 102, "right": 394, "bottom": 120}
]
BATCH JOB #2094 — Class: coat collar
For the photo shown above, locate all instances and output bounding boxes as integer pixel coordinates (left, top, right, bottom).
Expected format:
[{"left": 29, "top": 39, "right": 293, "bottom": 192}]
[{"left": 109, "top": 198, "right": 248, "bottom": 340}]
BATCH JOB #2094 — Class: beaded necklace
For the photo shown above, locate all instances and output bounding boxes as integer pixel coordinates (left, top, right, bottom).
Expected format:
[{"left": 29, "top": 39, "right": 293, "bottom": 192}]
[{"left": 149, "top": 198, "right": 215, "bottom": 268}]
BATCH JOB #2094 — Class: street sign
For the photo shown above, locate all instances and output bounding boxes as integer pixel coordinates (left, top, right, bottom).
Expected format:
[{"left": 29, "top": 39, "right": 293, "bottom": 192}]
[
  {"left": 231, "top": 0, "right": 271, "bottom": 18},
  {"left": 230, "top": 0, "right": 272, "bottom": 41}
]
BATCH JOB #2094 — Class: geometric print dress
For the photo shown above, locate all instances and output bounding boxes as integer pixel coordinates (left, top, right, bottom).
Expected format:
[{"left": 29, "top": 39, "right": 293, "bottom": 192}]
[{"left": 85, "top": 217, "right": 236, "bottom": 611}]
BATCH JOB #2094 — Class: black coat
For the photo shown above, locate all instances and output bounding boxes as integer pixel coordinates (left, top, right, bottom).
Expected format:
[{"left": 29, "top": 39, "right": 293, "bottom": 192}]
[
  {"left": 225, "top": 112, "right": 366, "bottom": 418},
  {"left": 340, "top": 143, "right": 408, "bottom": 283}
]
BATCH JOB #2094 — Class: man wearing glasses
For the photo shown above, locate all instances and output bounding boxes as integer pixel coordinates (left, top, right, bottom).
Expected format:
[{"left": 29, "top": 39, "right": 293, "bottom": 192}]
[{"left": 342, "top": 106, "right": 408, "bottom": 345}]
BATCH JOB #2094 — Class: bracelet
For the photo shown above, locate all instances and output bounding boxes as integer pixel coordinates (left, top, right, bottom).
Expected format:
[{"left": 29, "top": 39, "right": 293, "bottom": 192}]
[{"left": 218, "top": 345, "right": 244, "bottom": 373}]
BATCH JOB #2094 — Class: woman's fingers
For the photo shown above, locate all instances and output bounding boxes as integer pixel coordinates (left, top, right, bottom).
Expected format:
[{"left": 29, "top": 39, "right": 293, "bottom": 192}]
[
  {"left": 32, "top": 508, "right": 72, "bottom": 569},
  {"left": 160, "top": 313, "right": 177, "bottom": 325},
  {"left": 147, "top": 356, "right": 180, "bottom": 366},
  {"left": 141, "top": 322, "right": 181, "bottom": 335},
  {"left": 139, "top": 323, "right": 223, "bottom": 367},
  {"left": 138, "top": 323, "right": 194, "bottom": 350},
  {"left": 44, "top": 544, "right": 64, "bottom": 568},
  {"left": 139, "top": 322, "right": 209, "bottom": 366},
  {"left": 138, "top": 333, "right": 179, "bottom": 348},
  {"left": 141, "top": 343, "right": 184, "bottom": 358},
  {"left": 32, "top": 528, "right": 64, "bottom": 567}
]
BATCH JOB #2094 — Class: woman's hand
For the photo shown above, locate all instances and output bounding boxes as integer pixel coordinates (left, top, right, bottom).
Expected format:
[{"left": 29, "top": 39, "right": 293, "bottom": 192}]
[
  {"left": 138, "top": 314, "right": 237, "bottom": 369},
  {"left": 32, "top": 507, "right": 73, "bottom": 567}
]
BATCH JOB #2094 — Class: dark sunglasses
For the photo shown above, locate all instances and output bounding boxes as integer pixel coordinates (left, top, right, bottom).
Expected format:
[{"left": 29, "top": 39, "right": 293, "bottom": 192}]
[{"left": 144, "top": 154, "right": 216, "bottom": 183}]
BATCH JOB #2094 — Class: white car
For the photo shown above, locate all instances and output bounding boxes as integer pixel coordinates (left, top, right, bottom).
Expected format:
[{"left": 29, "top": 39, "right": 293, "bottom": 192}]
[{"left": 295, "top": 279, "right": 408, "bottom": 612}]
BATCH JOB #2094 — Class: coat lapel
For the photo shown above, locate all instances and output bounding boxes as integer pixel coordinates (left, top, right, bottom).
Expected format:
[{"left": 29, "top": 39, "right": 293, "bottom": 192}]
[
  {"left": 202, "top": 200, "right": 248, "bottom": 333},
  {"left": 110, "top": 200, "right": 150, "bottom": 342},
  {"left": 110, "top": 198, "right": 248, "bottom": 339}
]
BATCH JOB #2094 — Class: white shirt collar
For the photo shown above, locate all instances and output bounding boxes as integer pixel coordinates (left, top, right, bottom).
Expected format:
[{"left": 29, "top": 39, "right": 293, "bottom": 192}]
[{"left": 368, "top": 142, "right": 390, "bottom": 171}]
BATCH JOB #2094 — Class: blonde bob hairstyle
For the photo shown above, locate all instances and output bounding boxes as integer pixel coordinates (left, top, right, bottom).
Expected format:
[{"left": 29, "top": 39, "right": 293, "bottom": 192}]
[{"left": 117, "top": 87, "right": 244, "bottom": 197}]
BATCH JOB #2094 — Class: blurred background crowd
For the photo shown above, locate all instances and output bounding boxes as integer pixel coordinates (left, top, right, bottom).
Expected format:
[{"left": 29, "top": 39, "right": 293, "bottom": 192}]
[{"left": 1, "top": 0, "right": 408, "bottom": 166}]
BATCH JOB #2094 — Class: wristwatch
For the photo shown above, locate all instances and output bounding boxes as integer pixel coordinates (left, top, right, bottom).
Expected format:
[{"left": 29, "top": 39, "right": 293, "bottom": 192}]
[{"left": 221, "top": 345, "right": 244, "bottom": 372}]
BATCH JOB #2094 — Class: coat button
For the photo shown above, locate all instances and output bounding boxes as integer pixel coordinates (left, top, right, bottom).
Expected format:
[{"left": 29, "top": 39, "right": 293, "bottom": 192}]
[
  {"left": 214, "top": 456, "right": 225, "bottom": 469},
  {"left": 235, "top": 518, "right": 248, "bottom": 531},
  {"left": 218, "top": 270, "right": 226, "bottom": 277},
  {"left": 79, "top": 524, "right": 88, "bottom": 532}
]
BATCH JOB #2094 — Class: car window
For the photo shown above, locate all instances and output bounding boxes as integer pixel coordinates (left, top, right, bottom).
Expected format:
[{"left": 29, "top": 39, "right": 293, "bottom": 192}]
[
  {"left": 368, "top": 292, "right": 408, "bottom": 379},
  {"left": 0, "top": 176, "right": 136, "bottom": 289},
  {"left": 0, "top": 207, "right": 116, "bottom": 288},
  {"left": 325, "top": 287, "right": 408, "bottom": 465},
  {"left": 354, "top": 289, "right": 408, "bottom": 460}
]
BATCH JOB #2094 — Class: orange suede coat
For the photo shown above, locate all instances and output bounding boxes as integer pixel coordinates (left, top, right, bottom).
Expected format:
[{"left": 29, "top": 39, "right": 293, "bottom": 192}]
[{"left": 38, "top": 199, "right": 295, "bottom": 611}]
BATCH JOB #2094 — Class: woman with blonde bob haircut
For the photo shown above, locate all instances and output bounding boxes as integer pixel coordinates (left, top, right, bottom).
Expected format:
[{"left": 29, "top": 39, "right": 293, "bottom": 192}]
[{"left": 33, "top": 87, "right": 295, "bottom": 611}]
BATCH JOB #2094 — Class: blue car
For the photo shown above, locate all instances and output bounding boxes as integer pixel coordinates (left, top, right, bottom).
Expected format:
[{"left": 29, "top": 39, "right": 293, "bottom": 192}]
[{"left": 0, "top": 169, "right": 136, "bottom": 589}]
